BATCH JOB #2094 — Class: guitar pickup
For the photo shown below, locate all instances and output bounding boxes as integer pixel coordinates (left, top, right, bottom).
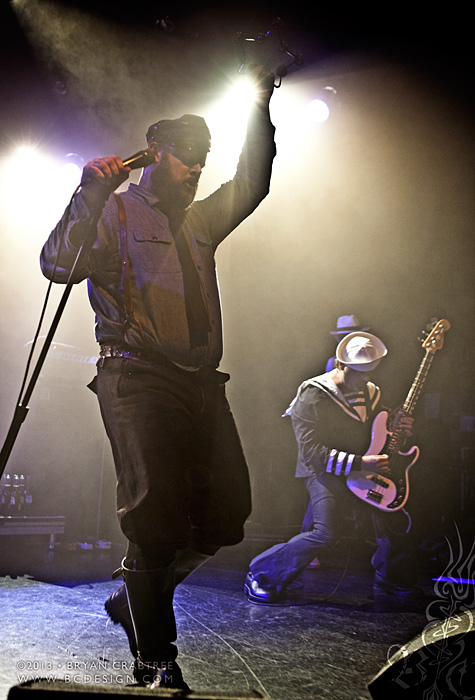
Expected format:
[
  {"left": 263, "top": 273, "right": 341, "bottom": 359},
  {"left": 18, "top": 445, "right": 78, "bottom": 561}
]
[
  {"left": 366, "top": 489, "right": 383, "bottom": 504},
  {"left": 370, "top": 475, "right": 389, "bottom": 488}
]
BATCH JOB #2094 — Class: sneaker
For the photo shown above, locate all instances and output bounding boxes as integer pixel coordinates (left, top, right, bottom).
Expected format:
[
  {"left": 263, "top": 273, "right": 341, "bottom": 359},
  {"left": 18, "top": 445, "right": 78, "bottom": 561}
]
[{"left": 244, "top": 572, "right": 280, "bottom": 604}]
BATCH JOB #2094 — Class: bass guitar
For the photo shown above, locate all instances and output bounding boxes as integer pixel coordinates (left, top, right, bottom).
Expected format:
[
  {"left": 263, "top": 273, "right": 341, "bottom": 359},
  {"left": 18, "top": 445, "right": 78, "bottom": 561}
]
[{"left": 346, "top": 319, "right": 450, "bottom": 512}]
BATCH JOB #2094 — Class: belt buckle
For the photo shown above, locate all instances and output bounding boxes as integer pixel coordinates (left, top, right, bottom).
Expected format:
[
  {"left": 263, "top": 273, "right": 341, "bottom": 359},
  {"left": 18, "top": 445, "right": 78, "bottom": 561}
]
[{"left": 99, "top": 345, "right": 122, "bottom": 366}]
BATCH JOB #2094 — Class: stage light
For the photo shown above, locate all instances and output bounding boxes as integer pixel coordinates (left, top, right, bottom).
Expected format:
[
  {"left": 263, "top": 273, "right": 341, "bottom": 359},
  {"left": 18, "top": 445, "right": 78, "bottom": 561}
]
[
  {"left": 202, "top": 77, "right": 257, "bottom": 174},
  {"left": 0, "top": 145, "right": 86, "bottom": 228},
  {"left": 220, "top": 76, "right": 257, "bottom": 127},
  {"left": 60, "top": 153, "right": 84, "bottom": 189},
  {"left": 308, "top": 98, "right": 330, "bottom": 123},
  {"left": 308, "top": 86, "right": 338, "bottom": 123},
  {"left": 433, "top": 577, "right": 475, "bottom": 585},
  {"left": 5, "top": 144, "right": 57, "bottom": 197}
]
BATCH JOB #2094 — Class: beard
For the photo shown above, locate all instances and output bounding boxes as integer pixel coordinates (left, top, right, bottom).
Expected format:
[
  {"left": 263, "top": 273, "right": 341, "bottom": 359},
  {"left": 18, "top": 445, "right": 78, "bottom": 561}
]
[{"left": 149, "top": 151, "right": 199, "bottom": 211}]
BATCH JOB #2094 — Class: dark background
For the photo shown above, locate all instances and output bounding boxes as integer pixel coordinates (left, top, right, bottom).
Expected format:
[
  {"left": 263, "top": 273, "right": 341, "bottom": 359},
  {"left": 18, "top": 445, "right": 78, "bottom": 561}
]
[{"left": 0, "top": 1, "right": 473, "bottom": 553}]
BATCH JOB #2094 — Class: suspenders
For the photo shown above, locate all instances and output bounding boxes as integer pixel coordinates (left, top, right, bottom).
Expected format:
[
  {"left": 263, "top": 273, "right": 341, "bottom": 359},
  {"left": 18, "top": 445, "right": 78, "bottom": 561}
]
[{"left": 113, "top": 193, "right": 145, "bottom": 342}]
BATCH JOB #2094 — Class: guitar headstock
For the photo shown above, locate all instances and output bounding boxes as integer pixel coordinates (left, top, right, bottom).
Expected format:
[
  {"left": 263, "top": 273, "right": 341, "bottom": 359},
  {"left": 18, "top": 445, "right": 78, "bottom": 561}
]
[{"left": 421, "top": 319, "right": 451, "bottom": 353}]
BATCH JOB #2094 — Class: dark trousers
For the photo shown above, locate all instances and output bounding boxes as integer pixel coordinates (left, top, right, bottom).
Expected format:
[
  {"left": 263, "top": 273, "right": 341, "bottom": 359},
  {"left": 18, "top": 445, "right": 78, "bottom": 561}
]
[
  {"left": 96, "top": 357, "right": 252, "bottom": 568},
  {"left": 250, "top": 472, "right": 418, "bottom": 591}
]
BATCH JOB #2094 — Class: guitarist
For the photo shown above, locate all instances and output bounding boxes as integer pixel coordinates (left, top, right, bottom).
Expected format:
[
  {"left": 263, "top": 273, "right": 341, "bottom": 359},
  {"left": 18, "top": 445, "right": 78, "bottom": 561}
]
[{"left": 244, "top": 332, "right": 420, "bottom": 604}]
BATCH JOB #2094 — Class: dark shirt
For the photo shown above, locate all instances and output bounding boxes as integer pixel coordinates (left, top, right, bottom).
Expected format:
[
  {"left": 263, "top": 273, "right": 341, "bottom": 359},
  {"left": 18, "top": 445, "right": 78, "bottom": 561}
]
[{"left": 284, "top": 372, "right": 382, "bottom": 478}]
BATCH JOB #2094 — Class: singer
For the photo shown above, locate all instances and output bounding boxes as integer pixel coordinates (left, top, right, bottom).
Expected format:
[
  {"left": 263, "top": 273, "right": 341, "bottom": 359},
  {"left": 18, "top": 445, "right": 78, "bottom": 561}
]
[{"left": 40, "top": 65, "right": 275, "bottom": 691}]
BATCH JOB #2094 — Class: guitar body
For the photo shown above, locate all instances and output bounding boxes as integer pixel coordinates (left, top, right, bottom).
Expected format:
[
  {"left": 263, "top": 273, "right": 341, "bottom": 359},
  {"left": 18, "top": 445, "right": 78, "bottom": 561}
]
[
  {"left": 346, "top": 411, "right": 420, "bottom": 512},
  {"left": 346, "top": 319, "right": 450, "bottom": 512}
]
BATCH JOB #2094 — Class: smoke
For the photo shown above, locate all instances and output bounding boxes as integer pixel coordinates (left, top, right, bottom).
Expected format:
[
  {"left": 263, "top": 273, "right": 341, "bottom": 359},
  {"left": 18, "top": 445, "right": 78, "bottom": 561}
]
[
  {"left": 11, "top": 0, "right": 206, "bottom": 153},
  {"left": 3, "top": 1, "right": 474, "bottom": 534}
]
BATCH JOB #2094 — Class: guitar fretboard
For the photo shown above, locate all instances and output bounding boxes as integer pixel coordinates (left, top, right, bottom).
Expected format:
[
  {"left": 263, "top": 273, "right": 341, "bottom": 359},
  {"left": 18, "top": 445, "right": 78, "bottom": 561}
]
[{"left": 404, "top": 350, "right": 434, "bottom": 415}]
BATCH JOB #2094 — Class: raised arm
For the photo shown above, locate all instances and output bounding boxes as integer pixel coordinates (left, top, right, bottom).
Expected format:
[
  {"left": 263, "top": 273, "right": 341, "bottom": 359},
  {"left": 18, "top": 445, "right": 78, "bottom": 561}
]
[{"left": 192, "top": 65, "right": 277, "bottom": 249}]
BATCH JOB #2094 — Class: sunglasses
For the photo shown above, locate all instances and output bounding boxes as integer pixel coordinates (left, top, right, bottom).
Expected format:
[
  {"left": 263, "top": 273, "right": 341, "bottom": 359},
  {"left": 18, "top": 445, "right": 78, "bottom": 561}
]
[{"left": 165, "top": 138, "right": 209, "bottom": 168}]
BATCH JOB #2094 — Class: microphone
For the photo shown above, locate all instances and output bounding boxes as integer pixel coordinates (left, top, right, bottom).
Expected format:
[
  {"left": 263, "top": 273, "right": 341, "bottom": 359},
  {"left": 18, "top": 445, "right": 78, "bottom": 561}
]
[
  {"left": 80, "top": 149, "right": 156, "bottom": 187},
  {"left": 122, "top": 149, "right": 156, "bottom": 169}
]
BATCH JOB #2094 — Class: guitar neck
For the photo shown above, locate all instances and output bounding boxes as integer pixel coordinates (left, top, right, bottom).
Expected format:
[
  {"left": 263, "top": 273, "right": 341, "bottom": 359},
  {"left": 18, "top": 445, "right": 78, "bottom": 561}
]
[
  {"left": 403, "top": 349, "right": 434, "bottom": 416},
  {"left": 387, "top": 319, "right": 449, "bottom": 454},
  {"left": 386, "top": 349, "right": 433, "bottom": 453}
]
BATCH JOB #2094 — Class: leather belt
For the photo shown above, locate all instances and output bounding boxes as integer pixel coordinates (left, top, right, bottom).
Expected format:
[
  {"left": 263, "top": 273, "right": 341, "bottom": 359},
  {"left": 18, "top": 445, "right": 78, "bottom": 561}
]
[
  {"left": 98, "top": 344, "right": 228, "bottom": 384},
  {"left": 98, "top": 344, "right": 171, "bottom": 366}
]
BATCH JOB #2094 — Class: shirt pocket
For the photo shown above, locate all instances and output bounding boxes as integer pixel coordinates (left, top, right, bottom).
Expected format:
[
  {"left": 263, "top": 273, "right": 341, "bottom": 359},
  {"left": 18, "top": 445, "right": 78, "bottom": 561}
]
[
  {"left": 131, "top": 229, "right": 181, "bottom": 273},
  {"left": 192, "top": 230, "right": 215, "bottom": 274}
]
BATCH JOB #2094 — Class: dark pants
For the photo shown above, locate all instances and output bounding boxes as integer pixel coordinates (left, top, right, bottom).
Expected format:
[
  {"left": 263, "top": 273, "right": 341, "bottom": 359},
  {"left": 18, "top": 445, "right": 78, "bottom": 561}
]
[
  {"left": 250, "top": 472, "right": 418, "bottom": 591},
  {"left": 96, "top": 357, "right": 252, "bottom": 568}
]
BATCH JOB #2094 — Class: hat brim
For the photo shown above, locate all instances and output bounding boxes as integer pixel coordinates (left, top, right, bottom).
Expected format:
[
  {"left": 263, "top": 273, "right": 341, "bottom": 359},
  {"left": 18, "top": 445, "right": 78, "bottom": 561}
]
[
  {"left": 343, "top": 358, "right": 384, "bottom": 372},
  {"left": 330, "top": 326, "right": 370, "bottom": 336},
  {"left": 336, "top": 331, "right": 387, "bottom": 371}
]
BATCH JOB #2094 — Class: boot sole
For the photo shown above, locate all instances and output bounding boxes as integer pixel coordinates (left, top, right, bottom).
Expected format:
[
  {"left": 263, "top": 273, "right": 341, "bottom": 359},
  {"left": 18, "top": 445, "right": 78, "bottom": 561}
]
[{"left": 243, "top": 581, "right": 280, "bottom": 605}]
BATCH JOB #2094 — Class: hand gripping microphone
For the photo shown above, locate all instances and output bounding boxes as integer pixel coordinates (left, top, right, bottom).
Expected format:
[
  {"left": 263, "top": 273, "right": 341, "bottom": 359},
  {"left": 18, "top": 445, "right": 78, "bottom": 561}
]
[{"left": 80, "top": 149, "right": 156, "bottom": 187}]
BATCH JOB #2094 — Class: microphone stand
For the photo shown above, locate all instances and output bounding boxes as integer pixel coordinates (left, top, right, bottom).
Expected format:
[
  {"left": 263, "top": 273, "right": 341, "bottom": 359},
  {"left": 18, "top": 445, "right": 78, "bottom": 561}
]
[
  {"left": 0, "top": 216, "right": 95, "bottom": 481},
  {"left": 0, "top": 150, "right": 154, "bottom": 480},
  {"left": 0, "top": 288, "right": 73, "bottom": 479}
]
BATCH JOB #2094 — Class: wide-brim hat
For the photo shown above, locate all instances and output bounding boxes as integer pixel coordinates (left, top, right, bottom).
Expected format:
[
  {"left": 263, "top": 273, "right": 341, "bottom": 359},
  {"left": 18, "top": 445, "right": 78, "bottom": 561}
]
[
  {"left": 336, "top": 331, "right": 387, "bottom": 372},
  {"left": 330, "top": 314, "right": 370, "bottom": 336}
]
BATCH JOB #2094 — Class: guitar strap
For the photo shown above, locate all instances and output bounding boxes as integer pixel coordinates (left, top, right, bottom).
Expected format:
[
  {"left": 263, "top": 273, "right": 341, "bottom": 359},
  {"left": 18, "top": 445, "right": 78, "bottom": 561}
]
[{"left": 362, "top": 383, "right": 373, "bottom": 423}]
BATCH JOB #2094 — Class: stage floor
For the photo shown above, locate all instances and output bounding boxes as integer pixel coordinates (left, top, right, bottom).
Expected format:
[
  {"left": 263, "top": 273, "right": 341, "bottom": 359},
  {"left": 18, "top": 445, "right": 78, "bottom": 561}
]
[{"left": 0, "top": 545, "right": 438, "bottom": 700}]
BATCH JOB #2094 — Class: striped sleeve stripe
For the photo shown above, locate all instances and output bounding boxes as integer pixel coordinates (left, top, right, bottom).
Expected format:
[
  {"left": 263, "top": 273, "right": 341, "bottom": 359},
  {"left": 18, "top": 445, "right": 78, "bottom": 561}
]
[
  {"left": 326, "top": 450, "right": 356, "bottom": 476},
  {"left": 335, "top": 452, "right": 346, "bottom": 476},
  {"left": 345, "top": 453, "right": 355, "bottom": 476},
  {"left": 326, "top": 449, "right": 337, "bottom": 473}
]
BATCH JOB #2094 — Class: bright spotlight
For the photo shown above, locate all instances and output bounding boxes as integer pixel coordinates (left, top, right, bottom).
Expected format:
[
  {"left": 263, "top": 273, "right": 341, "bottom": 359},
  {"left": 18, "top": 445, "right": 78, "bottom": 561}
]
[
  {"left": 202, "top": 76, "right": 257, "bottom": 174},
  {"left": 15, "top": 144, "right": 39, "bottom": 159},
  {"left": 60, "top": 153, "right": 84, "bottom": 189},
  {"left": 228, "top": 77, "right": 258, "bottom": 113},
  {"left": 308, "top": 86, "right": 338, "bottom": 124},
  {"left": 308, "top": 99, "right": 330, "bottom": 123},
  {"left": 0, "top": 145, "right": 86, "bottom": 228},
  {"left": 61, "top": 162, "right": 82, "bottom": 185},
  {"left": 210, "top": 77, "right": 257, "bottom": 133},
  {"left": 7, "top": 144, "right": 57, "bottom": 190}
]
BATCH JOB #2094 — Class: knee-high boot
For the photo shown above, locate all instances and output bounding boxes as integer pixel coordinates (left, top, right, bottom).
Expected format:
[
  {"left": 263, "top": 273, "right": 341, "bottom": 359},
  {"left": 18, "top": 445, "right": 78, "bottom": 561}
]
[
  {"left": 105, "top": 547, "right": 213, "bottom": 651},
  {"left": 105, "top": 549, "right": 214, "bottom": 686},
  {"left": 121, "top": 561, "right": 188, "bottom": 689}
]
